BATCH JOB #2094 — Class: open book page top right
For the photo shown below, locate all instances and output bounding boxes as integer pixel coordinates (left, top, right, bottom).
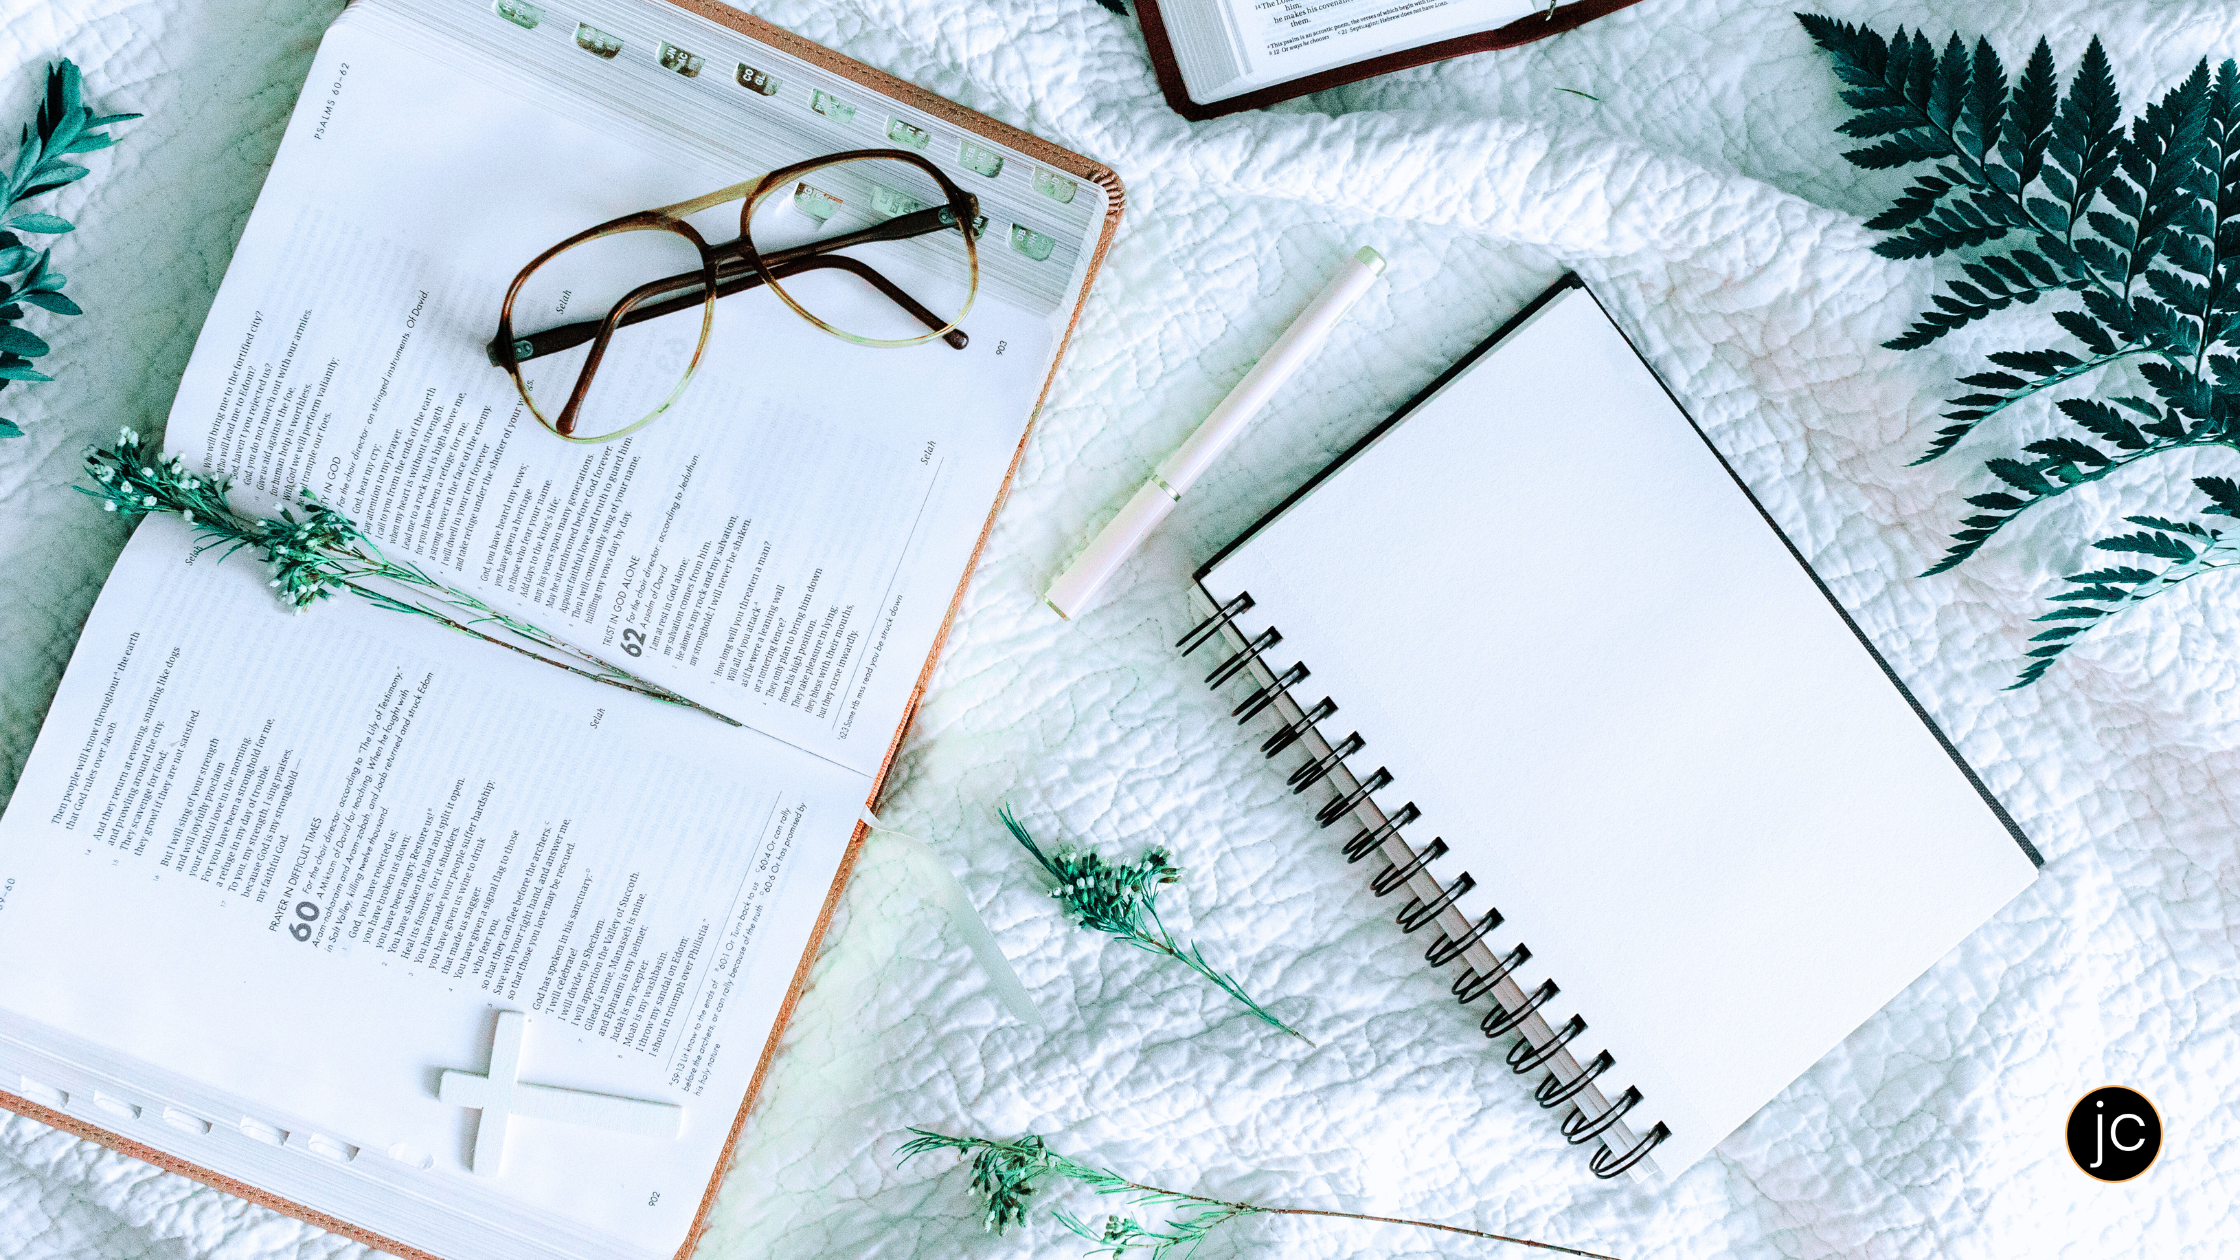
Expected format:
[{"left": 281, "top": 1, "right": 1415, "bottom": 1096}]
[
  {"left": 1141, "top": 0, "right": 1651, "bottom": 118},
  {"left": 1155, "top": 0, "right": 1535, "bottom": 105},
  {"left": 1198, "top": 281, "right": 2041, "bottom": 1175}
]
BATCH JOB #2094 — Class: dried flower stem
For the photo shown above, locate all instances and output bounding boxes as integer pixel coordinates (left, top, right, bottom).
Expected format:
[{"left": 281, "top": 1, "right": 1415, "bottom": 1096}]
[
  {"left": 1001, "top": 806, "right": 1310, "bottom": 1045},
  {"left": 76, "top": 433, "right": 739, "bottom": 725},
  {"left": 900, "top": 1130, "right": 1623, "bottom": 1260}
]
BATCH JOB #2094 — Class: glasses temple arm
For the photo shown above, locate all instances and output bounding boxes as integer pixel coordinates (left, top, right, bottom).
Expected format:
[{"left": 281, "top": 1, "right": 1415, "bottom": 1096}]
[{"left": 492, "top": 253, "right": 967, "bottom": 366}]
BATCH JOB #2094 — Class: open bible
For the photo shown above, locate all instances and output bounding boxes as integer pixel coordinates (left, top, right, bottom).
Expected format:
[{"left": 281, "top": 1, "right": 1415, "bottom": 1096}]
[
  {"left": 0, "top": 0, "right": 1118, "bottom": 1257},
  {"left": 1137, "top": 0, "right": 1651, "bottom": 119}
]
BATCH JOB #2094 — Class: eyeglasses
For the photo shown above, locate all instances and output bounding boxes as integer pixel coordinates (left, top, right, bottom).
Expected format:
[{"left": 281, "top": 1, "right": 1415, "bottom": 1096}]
[{"left": 490, "top": 147, "right": 981, "bottom": 443}]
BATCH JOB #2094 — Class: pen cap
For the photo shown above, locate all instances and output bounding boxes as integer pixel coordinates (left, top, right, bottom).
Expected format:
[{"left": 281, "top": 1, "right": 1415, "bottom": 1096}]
[
  {"left": 1156, "top": 246, "right": 1386, "bottom": 492},
  {"left": 1044, "top": 478, "right": 1180, "bottom": 619}
]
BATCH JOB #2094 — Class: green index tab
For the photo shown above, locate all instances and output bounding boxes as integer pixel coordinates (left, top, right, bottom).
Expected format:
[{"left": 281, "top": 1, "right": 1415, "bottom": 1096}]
[
  {"left": 886, "top": 118, "right": 931, "bottom": 151},
  {"left": 958, "top": 138, "right": 1004, "bottom": 179},
  {"left": 574, "top": 23, "right": 621, "bottom": 58},
  {"left": 659, "top": 43, "right": 704, "bottom": 77},
  {"left": 736, "top": 64, "right": 782, "bottom": 95}
]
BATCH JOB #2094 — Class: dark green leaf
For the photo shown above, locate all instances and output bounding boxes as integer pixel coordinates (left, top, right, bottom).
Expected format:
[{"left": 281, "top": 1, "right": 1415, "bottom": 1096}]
[
  {"left": 1986, "top": 348, "right": 2081, "bottom": 373},
  {"left": 1988, "top": 457, "right": 2054, "bottom": 494},
  {"left": 1971, "top": 38, "right": 2024, "bottom": 159},
  {"left": 1864, "top": 175, "right": 1954, "bottom": 230},
  {"left": 1966, "top": 491, "right": 2028, "bottom": 509},
  {"left": 2098, "top": 529, "right": 2199, "bottom": 560},
  {"left": 1839, "top": 106, "right": 1929, "bottom": 140},
  {"left": 2026, "top": 436, "right": 2113, "bottom": 468},
  {"left": 1846, "top": 132, "right": 1956, "bottom": 169},
  {"left": 2052, "top": 308, "right": 2118, "bottom": 354},
  {"left": 2075, "top": 236, "right": 2128, "bottom": 281},
  {"left": 2141, "top": 359, "right": 2214, "bottom": 417},
  {"left": 2197, "top": 474, "right": 2240, "bottom": 515},
  {"left": 1960, "top": 370, "right": 2029, "bottom": 389},
  {"left": 2146, "top": 268, "right": 2208, "bottom": 313},
  {"left": 2124, "top": 514, "right": 2211, "bottom": 535},
  {"left": 2058, "top": 397, "right": 2150, "bottom": 449},
  {"left": 1999, "top": 37, "right": 2059, "bottom": 185},
  {"left": 0, "top": 326, "right": 49, "bottom": 356}
]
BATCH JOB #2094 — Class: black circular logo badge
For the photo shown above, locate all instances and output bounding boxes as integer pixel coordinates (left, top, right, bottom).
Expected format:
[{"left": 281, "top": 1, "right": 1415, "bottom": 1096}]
[{"left": 2066, "top": 1086, "right": 2161, "bottom": 1182}]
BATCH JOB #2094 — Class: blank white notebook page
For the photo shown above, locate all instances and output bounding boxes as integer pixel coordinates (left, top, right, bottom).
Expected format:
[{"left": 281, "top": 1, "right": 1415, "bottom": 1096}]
[{"left": 1200, "top": 285, "right": 2040, "bottom": 1175}]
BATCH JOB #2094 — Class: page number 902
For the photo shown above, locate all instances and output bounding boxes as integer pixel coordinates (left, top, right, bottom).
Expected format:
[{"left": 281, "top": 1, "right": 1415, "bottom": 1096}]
[{"left": 288, "top": 901, "right": 321, "bottom": 942}]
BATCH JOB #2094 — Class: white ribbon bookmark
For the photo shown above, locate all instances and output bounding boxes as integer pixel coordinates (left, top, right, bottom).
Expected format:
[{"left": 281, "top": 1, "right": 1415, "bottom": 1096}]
[{"left": 861, "top": 811, "right": 1044, "bottom": 1027}]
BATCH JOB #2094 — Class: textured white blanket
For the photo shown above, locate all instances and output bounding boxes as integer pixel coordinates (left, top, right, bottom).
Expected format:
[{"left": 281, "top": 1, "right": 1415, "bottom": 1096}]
[{"left": 3, "top": 0, "right": 2236, "bottom": 1256}]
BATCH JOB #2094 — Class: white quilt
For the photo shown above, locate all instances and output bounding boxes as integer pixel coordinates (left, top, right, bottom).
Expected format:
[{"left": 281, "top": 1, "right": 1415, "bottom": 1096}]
[{"left": 2, "top": 0, "right": 2236, "bottom": 1255}]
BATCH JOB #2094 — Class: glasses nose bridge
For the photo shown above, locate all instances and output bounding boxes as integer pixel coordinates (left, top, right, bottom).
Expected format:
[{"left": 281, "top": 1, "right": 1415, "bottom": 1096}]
[{"left": 649, "top": 175, "right": 766, "bottom": 223}]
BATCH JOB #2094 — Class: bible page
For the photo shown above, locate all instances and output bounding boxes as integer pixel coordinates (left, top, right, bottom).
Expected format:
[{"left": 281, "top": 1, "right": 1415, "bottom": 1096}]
[
  {"left": 165, "top": 0, "right": 1109, "bottom": 779},
  {"left": 0, "top": 513, "right": 870, "bottom": 1258}
]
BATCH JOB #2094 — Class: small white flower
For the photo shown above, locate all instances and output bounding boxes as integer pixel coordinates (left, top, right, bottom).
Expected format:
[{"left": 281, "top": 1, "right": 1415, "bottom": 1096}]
[
  {"left": 119, "top": 428, "right": 137, "bottom": 445},
  {"left": 181, "top": 510, "right": 193, "bottom": 524},
  {"left": 103, "top": 501, "right": 116, "bottom": 512},
  {"left": 141, "top": 495, "right": 157, "bottom": 507}
]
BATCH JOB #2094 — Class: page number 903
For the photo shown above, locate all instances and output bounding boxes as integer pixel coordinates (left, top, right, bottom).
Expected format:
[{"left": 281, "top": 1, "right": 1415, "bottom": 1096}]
[{"left": 288, "top": 901, "right": 321, "bottom": 941}]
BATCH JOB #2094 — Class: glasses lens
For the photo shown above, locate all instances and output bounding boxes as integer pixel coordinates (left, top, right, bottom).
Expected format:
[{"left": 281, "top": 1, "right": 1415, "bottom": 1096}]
[
  {"left": 510, "top": 227, "right": 711, "bottom": 439},
  {"left": 743, "top": 155, "right": 976, "bottom": 347}
]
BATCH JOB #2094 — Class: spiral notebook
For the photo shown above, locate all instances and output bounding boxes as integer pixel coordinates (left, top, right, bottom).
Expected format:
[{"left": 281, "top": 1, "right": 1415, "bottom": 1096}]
[{"left": 1178, "top": 276, "right": 2042, "bottom": 1179}]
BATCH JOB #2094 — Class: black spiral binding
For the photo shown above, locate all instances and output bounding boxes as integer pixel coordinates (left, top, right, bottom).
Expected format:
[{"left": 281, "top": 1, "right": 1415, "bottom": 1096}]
[{"left": 1177, "top": 591, "right": 1671, "bottom": 1180}]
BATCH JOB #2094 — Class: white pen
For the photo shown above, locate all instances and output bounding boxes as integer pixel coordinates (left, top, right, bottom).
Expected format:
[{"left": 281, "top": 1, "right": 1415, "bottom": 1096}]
[{"left": 1044, "top": 245, "right": 1387, "bottom": 619}]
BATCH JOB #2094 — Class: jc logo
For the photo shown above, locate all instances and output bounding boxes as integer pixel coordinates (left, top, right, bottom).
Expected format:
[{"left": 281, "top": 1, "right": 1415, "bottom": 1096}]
[{"left": 2065, "top": 1086, "right": 2161, "bottom": 1182}]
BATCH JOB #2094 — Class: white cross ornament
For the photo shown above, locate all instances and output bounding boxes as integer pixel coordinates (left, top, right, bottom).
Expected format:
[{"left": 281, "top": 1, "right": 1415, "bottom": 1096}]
[{"left": 438, "top": 1011, "right": 683, "bottom": 1176}]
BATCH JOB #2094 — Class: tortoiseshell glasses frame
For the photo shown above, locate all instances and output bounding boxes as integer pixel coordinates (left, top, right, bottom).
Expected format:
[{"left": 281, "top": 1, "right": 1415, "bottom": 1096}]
[{"left": 490, "top": 147, "right": 981, "bottom": 443}]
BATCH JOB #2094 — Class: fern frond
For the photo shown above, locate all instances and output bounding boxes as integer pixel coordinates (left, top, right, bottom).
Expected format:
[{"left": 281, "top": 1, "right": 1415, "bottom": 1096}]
[
  {"left": 1961, "top": 37, "right": 2009, "bottom": 161},
  {"left": 1926, "top": 407, "right": 2234, "bottom": 573},
  {"left": 1998, "top": 38, "right": 2059, "bottom": 186},
  {"left": 2048, "top": 37, "right": 2125, "bottom": 238},
  {"left": 1806, "top": 19, "right": 2240, "bottom": 683},
  {"left": 1884, "top": 259, "right": 2067, "bottom": 348},
  {"left": 1909, "top": 346, "right": 2143, "bottom": 463},
  {"left": 2115, "top": 59, "right": 2214, "bottom": 283},
  {"left": 2011, "top": 477, "right": 2240, "bottom": 685}
]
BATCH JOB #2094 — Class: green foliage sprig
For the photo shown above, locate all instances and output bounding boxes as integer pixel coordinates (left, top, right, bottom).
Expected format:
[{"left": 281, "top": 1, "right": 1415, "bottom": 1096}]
[
  {"left": 1, "top": 61, "right": 137, "bottom": 439},
  {"left": 76, "top": 433, "right": 740, "bottom": 724},
  {"left": 1800, "top": 15, "right": 2240, "bottom": 685},
  {"left": 898, "top": 1129, "right": 1622, "bottom": 1260},
  {"left": 999, "top": 806, "right": 1310, "bottom": 1045}
]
